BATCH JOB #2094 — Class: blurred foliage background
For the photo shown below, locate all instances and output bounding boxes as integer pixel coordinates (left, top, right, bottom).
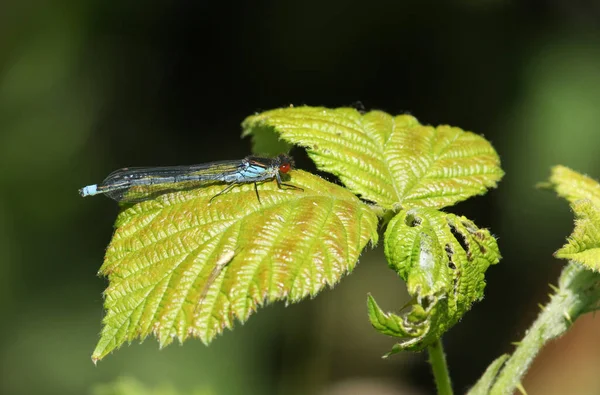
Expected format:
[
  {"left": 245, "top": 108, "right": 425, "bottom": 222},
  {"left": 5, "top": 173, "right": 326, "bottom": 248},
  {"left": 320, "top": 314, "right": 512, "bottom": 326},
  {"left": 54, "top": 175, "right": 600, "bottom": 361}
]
[{"left": 1, "top": 1, "right": 600, "bottom": 394}]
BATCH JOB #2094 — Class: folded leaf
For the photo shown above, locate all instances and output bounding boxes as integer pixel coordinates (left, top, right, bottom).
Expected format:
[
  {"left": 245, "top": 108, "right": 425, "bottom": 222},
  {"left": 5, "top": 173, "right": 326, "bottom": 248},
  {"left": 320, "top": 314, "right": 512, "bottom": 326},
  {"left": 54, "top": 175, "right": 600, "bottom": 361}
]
[
  {"left": 369, "top": 208, "right": 500, "bottom": 354},
  {"left": 243, "top": 107, "right": 503, "bottom": 210},
  {"left": 92, "top": 170, "right": 378, "bottom": 362}
]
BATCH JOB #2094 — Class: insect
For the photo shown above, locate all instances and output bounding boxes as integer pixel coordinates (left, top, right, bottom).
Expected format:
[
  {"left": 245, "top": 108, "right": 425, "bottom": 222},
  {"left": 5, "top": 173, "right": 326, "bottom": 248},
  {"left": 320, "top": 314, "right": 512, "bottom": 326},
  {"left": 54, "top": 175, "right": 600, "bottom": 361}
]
[{"left": 79, "top": 154, "right": 302, "bottom": 203}]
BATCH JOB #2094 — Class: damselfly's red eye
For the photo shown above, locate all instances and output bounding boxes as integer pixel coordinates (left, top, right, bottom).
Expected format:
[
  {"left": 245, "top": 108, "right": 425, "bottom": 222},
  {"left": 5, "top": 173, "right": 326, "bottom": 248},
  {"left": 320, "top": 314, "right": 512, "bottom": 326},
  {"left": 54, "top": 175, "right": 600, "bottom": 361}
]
[{"left": 279, "top": 163, "right": 291, "bottom": 173}]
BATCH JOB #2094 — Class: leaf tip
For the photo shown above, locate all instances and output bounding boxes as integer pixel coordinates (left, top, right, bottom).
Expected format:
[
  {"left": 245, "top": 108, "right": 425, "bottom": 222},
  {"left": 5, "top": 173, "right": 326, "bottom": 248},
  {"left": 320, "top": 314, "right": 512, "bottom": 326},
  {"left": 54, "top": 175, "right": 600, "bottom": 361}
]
[
  {"left": 91, "top": 339, "right": 112, "bottom": 364},
  {"left": 158, "top": 333, "right": 175, "bottom": 350}
]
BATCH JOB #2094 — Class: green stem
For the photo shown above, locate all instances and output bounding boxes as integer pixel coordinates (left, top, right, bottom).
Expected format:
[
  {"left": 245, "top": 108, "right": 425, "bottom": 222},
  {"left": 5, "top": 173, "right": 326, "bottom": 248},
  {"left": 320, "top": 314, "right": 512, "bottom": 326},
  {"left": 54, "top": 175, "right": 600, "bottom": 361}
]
[
  {"left": 428, "top": 338, "right": 453, "bottom": 395},
  {"left": 489, "top": 263, "right": 600, "bottom": 395}
]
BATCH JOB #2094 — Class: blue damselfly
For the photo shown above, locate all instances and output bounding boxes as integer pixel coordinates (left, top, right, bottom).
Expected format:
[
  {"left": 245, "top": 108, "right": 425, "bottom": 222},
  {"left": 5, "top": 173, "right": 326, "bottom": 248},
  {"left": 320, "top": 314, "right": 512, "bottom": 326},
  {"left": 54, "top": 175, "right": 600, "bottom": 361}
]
[{"left": 79, "top": 154, "right": 301, "bottom": 203}]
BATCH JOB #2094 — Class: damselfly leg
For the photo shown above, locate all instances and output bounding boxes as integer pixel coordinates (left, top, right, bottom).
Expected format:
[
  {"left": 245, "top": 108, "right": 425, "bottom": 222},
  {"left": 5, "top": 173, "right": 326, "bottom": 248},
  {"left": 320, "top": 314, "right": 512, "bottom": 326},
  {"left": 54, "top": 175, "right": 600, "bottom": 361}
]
[
  {"left": 209, "top": 182, "right": 240, "bottom": 202},
  {"left": 208, "top": 173, "right": 303, "bottom": 204},
  {"left": 275, "top": 172, "right": 304, "bottom": 192}
]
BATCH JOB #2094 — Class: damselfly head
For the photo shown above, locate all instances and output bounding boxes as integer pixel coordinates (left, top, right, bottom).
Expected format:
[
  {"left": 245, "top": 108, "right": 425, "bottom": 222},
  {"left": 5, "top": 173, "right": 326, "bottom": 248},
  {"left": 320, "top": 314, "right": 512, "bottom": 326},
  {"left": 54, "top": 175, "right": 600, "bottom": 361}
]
[{"left": 276, "top": 154, "right": 294, "bottom": 174}]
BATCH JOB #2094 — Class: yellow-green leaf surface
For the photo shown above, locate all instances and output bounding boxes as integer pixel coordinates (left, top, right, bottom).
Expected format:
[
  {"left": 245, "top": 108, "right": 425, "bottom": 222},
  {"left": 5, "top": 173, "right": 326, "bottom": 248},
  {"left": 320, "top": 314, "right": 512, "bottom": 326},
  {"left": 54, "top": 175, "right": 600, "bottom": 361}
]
[
  {"left": 243, "top": 106, "right": 503, "bottom": 210},
  {"left": 546, "top": 165, "right": 600, "bottom": 206},
  {"left": 369, "top": 208, "right": 500, "bottom": 354},
  {"left": 547, "top": 166, "right": 600, "bottom": 270},
  {"left": 92, "top": 170, "right": 378, "bottom": 362}
]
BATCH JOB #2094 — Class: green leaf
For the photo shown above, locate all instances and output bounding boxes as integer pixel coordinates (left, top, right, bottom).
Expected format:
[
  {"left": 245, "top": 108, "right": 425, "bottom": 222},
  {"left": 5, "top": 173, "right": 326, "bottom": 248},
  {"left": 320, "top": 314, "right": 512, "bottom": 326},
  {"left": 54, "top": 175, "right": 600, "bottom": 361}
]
[
  {"left": 243, "top": 106, "right": 503, "bottom": 210},
  {"left": 546, "top": 166, "right": 600, "bottom": 271},
  {"left": 545, "top": 165, "right": 600, "bottom": 206},
  {"left": 467, "top": 354, "right": 509, "bottom": 395},
  {"left": 544, "top": 166, "right": 600, "bottom": 271},
  {"left": 368, "top": 208, "right": 500, "bottom": 354},
  {"left": 554, "top": 200, "right": 600, "bottom": 269},
  {"left": 92, "top": 170, "right": 378, "bottom": 362}
]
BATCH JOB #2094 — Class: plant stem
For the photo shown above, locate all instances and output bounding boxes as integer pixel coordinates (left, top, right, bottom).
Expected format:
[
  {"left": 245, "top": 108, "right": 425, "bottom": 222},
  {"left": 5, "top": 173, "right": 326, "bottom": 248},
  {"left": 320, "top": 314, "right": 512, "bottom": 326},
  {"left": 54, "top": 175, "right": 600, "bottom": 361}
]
[
  {"left": 428, "top": 338, "right": 453, "bottom": 395},
  {"left": 489, "top": 263, "right": 600, "bottom": 395}
]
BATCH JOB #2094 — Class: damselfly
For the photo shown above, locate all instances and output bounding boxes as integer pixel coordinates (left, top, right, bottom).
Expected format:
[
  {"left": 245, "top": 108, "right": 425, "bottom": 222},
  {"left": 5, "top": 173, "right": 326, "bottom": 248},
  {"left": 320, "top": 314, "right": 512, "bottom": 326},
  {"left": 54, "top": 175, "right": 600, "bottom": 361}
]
[{"left": 79, "top": 154, "right": 302, "bottom": 203}]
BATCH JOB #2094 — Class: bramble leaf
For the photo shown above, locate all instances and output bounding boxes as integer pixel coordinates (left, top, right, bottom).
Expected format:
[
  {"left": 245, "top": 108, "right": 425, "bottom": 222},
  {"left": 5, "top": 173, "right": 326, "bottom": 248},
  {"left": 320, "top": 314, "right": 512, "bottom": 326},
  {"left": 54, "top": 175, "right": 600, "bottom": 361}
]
[
  {"left": 92, "top": 170, "right": 378, "bottom": 362},
  {"left": 547, "top": 166, "right": 600, "bottom": 271},
  {"left": 243, "top": 106, "right": 503, "bottom": 210},
  {"left": 555, "top": 200, "right": 600, "bottom": 270},
  {"left": 369, "top": 208, "right": 500, "bottom": 355},
  {"left": 545, "top": 165, "right": 600, "bottom": 206}
]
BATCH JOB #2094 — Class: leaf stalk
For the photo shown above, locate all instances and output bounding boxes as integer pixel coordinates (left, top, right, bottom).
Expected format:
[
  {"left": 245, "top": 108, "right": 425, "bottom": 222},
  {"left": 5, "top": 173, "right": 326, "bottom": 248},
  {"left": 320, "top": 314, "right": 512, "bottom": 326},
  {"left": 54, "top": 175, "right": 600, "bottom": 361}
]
[{"left": 428, "top": 338, "right": 453, "bottom": 395}]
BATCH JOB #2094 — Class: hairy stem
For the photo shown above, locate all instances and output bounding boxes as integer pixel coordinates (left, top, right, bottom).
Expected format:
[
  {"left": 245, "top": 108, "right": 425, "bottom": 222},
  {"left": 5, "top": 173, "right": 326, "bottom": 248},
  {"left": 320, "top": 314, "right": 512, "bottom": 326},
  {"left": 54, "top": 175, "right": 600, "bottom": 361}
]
[
  {"left": 428, "top": 338, "right": 453, "bottom": 395},
  {"left": 489, "top": 263, "right": 600, "bottom": 395}
]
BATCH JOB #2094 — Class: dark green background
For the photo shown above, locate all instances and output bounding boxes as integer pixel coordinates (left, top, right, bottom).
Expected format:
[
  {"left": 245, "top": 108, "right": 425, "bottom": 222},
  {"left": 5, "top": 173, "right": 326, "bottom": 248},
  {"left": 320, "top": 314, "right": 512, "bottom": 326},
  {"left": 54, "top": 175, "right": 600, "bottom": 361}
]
[{"left": 2, "top": 1, "right": 600, "bottom": 394}]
